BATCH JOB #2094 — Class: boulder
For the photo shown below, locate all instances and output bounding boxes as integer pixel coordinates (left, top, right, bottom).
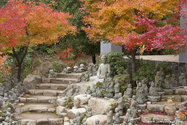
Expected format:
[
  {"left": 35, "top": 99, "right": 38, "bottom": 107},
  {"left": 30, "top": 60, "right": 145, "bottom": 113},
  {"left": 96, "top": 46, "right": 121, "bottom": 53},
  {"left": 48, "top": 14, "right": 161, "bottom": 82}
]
[
  {"left": 67, "top": 108, "right": 86, "bottom": 119},
  {"left": 147, "top": 104, "right": 164, "bottom": 113},
  {"left": 74, "top": 94, "right": 91, "bottom": 105},
  {"left": 23, "top": 74, "right": 41, "bottom": 93},
  {"left": 56, "top": 98, "right": 66, "bottom": 106},
  {"left": 56, "top": 106, "right": 66, "bottom": 115},
  {"left": 88, "top": 98, "right": 117, "bottom": 115},
  {"left": 86, "top": 115, "right": 107, "bottom": 125},
  {"left": 164, "top": 105, "right": 176, "bottom": 115}
]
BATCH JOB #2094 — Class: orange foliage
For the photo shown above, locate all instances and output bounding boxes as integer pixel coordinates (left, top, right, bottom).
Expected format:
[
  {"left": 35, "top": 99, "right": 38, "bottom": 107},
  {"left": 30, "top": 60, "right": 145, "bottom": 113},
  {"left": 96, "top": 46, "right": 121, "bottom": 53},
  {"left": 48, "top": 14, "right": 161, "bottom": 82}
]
[
  {"left": 55, "top": 45, "right": 85, "bottom": 67},
  {"left": 177, "top": 112, "right": 185, "bottom": 119}
]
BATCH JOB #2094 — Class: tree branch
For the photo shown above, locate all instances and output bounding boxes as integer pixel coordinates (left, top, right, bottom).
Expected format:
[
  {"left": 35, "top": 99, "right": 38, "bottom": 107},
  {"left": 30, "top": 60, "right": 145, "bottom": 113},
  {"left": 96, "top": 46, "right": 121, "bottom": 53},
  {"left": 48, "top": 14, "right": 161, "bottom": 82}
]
[{"left": 12, "top": 47, "right": 20, "bottom": 64}]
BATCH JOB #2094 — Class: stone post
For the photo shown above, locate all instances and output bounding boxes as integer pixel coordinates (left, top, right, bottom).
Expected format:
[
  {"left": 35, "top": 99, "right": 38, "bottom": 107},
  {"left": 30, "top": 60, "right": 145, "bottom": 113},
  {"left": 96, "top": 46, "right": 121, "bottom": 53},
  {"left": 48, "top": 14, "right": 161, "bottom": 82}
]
[{"left": 100, "top": 41, "right": 122, "bottom": 55}]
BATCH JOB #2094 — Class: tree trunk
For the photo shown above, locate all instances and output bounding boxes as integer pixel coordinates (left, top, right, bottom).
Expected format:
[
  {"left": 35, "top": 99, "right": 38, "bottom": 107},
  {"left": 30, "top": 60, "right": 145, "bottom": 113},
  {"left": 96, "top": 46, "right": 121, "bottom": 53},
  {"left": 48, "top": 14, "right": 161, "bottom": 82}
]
[
  {"left": 131, "top": 50, "right": 136, "bottom": 87},
  {"left": 12, "top": 46, "right": 29, "bottom": 81},
  {"left": 92, "top": 54, "right": 96, "bottom": 64}
]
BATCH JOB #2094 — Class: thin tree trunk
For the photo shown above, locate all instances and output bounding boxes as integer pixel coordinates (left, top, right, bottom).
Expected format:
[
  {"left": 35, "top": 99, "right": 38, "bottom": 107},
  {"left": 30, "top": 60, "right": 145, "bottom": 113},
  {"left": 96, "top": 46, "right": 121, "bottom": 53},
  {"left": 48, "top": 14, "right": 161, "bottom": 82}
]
[
  {"left": 12, "top": 46, "right": 29, "bottom": 81},
  {"left": 92, "top": 54, "right": 96, "bottom": 64},
  {"left": 131, "top": 49, "right": 136, "bottom": 87}
]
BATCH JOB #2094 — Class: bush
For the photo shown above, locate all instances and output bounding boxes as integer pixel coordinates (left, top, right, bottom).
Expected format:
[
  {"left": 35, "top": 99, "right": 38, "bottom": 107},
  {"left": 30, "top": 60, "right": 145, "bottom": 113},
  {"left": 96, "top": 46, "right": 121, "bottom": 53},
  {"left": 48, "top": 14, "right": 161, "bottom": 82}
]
[
  {"left": 114, "top": 74, "right": 130, "bottom": 93},
  {"left": 133, "top": 60, "right": 155, "bottom": 81},
  {"left": 156, "top": 62, "right": 175, "bottom": 77},
  {"left": 52, "top": 62, "right": 65, "bottom": 73}
]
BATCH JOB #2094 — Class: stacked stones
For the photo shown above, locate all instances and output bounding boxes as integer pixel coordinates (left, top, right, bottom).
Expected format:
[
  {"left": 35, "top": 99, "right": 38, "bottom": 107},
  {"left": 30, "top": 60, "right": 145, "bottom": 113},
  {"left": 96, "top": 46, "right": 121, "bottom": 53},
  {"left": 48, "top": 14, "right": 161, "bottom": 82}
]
[{"left": 0, "top": 77, "right": 24, "bottom": 124}]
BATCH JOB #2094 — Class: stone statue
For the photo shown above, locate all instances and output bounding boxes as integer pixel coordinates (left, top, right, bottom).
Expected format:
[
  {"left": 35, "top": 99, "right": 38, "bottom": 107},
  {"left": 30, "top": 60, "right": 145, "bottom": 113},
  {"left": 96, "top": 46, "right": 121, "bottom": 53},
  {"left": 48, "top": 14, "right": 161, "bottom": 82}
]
[
  {"left": 67, "top": 67, "right": 72, "bottom": 73},
  {"left": 80, "top": 64, "right": 86, "bottom": 72},
  {"left": 179, "top": 73, "right": 186, "bottom": 86},
  {"left": 117, "top": 93, "right": 124, "bottom": 116},
  {"left": 76, "top": 76, "right": 81, "bottom": 83},
  {"left": 97, "top": 54, "right": 110, "bottom": 79},
  {"left": 106, "top": 77, "right": 114, "bottom": 98},
  {"left": 124, "top": 84, "right": 132, "bottom": 98},
  {"left": 85, "top": 71, "right": 90, "bottom": 82},
  {"left": 170, "top": 74, "right": 178, "bottom": 87},
  {"left": 141, "top": 78, "right": 148, "bottom": 99},
  {"left": 123, "top": 117, "right": 128, "bottom": 125},
  {"left": 131, "top": 95, "right": 138, "bottom": 109},
  {"left": 114, "top": 79, "right": 120, "bottom": 99},
  {"left": 159, "top": 67, "right": 164, "bottom": 82},
  {"left": 48, "top": 69, "right": 55, "bottom": 78},
  {"left": 149, "top": 82, "right": 159, "bottom": 96},
  {"left": 82, "top": 118, "right": 87, "bottom": 125},
  {"left": 128, "top": 119, "right": 135, "bottom": 125},
  {"left": 95, "top": 119, "right": 100, "bottom": 125},
  {"left": 74, "top": 66, "right": 79, "bottom": 72},
  {"left": 85, "top": 86, "right": 91, "bottom": 95},
  {"left": 162, "top": 75, "right": 172, "bottom": 89},
  {"left": 93, "top": 64, "right": 98, "bottom": 76},
  {"left": 113, "top": 108, "right": 120, "bottom": 124},
  {"left": 130, "top": 101, "right": 138, "bottom": 118},
  {"left": 0, "top": 83, "right": 4, "bottom": 96},
  {"left": 155, "top": 71, "right": 162, "bottom": 89},
  {"left": 136, "top": 83, "right": 144, "bottom": 104},
  {"left": 86, "top": 107, "right": 92, "bottom": 118},
  {"left": 125, "top": 109, "right": 132, "bottom": 119},
  {"left": 107, "top": 106, "right": 113, "bottom": 125},
  {"left": 75, "top": 112, "right": 81, "bottom": 125},
  {"left": 87, "top": 63, "right": 94, "bottom": 76}
]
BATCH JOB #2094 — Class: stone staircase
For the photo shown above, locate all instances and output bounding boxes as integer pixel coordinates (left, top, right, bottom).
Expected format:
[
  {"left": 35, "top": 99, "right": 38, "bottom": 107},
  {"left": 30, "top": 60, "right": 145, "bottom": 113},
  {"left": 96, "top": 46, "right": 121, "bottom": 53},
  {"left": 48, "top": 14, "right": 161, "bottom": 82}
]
[
  {"left": 14, "top": 73, "right": 83, "bottom": 125},
  {"left": 138, "top": 88, "right": 187, "bottom": 124}
]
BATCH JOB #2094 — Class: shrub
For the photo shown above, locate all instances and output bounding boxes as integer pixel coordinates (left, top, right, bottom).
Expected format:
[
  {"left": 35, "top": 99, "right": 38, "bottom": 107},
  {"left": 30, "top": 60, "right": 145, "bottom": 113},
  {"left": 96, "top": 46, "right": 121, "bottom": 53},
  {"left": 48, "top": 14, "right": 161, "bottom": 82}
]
[
  {"left": 133, "top": 60, "right": 155, "bottom": 81},
  {"left": 156, "top": 62, "right": 175, "bottom": 77}
]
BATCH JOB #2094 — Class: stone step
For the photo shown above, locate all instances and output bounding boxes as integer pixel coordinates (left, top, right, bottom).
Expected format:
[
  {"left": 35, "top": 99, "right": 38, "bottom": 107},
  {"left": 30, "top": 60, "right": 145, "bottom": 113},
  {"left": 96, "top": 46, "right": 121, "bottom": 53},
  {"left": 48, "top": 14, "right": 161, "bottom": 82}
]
[
  {"left": 19, "top": 95, "right": 57, "bottom": 103},
  {"left": 55, "top": 72, "right": 84, "bottom": 79},
  {"left": 28, "top": 89, "right": 64, "bottom": 96},
  {"left": 36, "top": 83, "right": 68, "bottom": 90},
  {"left": 15, "top": 103, "right": 55, "bottom": 114},
  {"left": 146, "top": 101, "right": 180, "bottom": 115},
  {"left": 16, "top": 113, "right": 63, "bottom": 125},
  {"left": 42, "top": 78, "right": 77, "bottom": 84},
  {"left": 140, "top": 113, "right": 174, "bottom": 124},
  {"left": 160, "top": 95, "right": 184, "bottom": 102}
]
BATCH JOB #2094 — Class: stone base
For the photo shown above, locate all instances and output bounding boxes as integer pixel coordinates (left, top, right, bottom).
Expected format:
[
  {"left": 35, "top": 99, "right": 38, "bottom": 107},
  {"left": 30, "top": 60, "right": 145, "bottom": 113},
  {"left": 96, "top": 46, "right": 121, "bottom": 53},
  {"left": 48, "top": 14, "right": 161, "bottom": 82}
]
[
  {"left": 157, "top": 91, "right": 165, "bottom": 96},
  {"left": 138, "top": 104, "right": 147, "bottom": 109},
  {"left": 163, "top": 89, "right": 174, "bottom": 95},
  {"left": 147, "top": 96, "right": 160, "bottom": 102},
  {"left": 89, "top": 76, "right": 104, "bottom": 86}
]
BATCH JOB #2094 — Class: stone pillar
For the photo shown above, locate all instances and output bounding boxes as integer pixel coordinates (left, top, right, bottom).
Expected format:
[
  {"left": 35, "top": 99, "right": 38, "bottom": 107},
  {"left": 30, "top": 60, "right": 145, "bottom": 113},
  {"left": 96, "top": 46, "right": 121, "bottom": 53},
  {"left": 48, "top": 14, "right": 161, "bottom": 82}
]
[
  {"left": 100, "top": 41, "right": 122, "bottom": 55},
  {"left": 179, "top": 7, "right": 187, "bottom": 62}
]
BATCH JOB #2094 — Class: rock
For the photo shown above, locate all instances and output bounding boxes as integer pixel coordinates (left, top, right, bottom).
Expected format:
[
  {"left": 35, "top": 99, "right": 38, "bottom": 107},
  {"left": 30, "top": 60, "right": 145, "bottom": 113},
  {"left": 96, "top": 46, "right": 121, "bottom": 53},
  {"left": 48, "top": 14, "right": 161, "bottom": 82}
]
[
  {"left": 23, "top": 74, "right": 42, "bottom": 93},
  {"left": 56, "top": 106, "right": 65, "bottom": 115},
  {"left": 140, "top": 114, "right": 174, "bottom": 123},
  {"left": 164, "top": 105, "right": 177, "bottom": 115},
  {"left": 163, "top": 89, "right": 174, "bottom": 95},
  {"left": 42, "top": 78, "right": 51, "bottom": 83},
  {"left": 67, "top": 108, "right": 86, "bottom": 119},
  {"left": 88, "top": 98, "right": 117, "bottom": 115},
  {"left": 175, "top": 88, "right": 186, "bottom": 95},
  {"left": 147, "top": 104, "right": 164, "bottom": 113},
  {"left": 49, "top": 118, "right": 63, "bottom": 125},
  {"left": 56, "top": 98, "right": 66, "bottom": 106},
  {"left": 18, "top": 119, "right": 37, "bottom": 125},
  {"left": 147, "top": 96, "right": 160, "bottom": 102},
  {"left": 37, "top": 119, "right": 49, "bottom": 125},
  {"left": 86, "top": 115, "right": 107, "bottom": 125},
  {"left": 74, "top": 94, "right": 91, "bottom": 105},
  {"left": 0, "top": 97, "right": 3, "bottom": 108}
]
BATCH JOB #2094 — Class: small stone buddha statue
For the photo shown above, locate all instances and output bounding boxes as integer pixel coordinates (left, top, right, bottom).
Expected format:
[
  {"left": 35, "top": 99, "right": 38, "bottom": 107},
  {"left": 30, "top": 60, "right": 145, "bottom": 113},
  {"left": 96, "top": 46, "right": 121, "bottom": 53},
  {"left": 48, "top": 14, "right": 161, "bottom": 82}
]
[{"left": 97, "top": 54, "right": 110, "bottom": 79}]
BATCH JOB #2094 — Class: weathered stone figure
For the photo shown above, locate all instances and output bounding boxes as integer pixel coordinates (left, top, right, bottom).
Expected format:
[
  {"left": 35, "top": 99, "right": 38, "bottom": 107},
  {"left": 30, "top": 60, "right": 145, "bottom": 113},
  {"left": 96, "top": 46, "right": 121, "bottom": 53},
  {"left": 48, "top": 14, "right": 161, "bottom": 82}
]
[
  {"left": 87, "top": 63, "right": 94, "bottom": 76},
  {"left": 97, "top": 54, "right": 110, "bottom": 79},
  {"left": 136, "top": 83, "right": 144, "bottom": 104},
  {"left": 162, "top": 75, "right": 172, "bottom": 89},
  {"left": 114, "top": 79, "right": 120, "bottom": 99},
  {"left": 0, "top": 83, "right": 4, "bottom": 96},
  {"left": 95, "top": 119, "right": 100, "bottom": 125},
  {"left": 117, "top": 93, "right": 124, "bottom": 116},
  {"left": 155, "top": 71, "right": 162, "bottom": 89},
  {"left": 124, "top": 84, "right": 132, "bottom": 98},
  {"left": 85, "top": 86, "right": 91, "bottom": 95},
  {"left": 179, "top": 73, "right": 186, "bottom": 86},
  {"left": 149, "top": 82, "right": 159, "bottom": 96},
  {"left": 113, "top": 108, "right": 120, "bottom": 124},
  {"left": 141, "top": 78, "right": 148, "bottom": 99},
  {"left": 74, "top": 66, "right": 79, "bottom": 72},
  {"left": 170, "top": 74, "right": 178, "bottom": 87},
  {"left": 48, "top": 69, "right": 55, "bottom": 78},
  {"left": 107, "top": 106, "right": 113, "bottom": 125},
  {"left": 86, "top": 107, "right": 92, "bottom": 118}
]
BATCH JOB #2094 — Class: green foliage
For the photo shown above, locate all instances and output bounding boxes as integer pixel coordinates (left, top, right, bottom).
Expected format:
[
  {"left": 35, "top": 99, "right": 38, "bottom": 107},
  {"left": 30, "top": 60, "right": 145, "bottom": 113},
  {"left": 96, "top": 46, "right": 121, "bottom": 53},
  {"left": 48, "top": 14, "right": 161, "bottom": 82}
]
[
  {"left": 96, "top": 82, "right": 103, "bottom": 89},
  {"left": 133, "top": 60, "right": 155, "bottom": 81},
  {"left": 65, "top": 95, "right": 74, "bottom": 109},
  {"left": 114, "top": 74, "right": 129, "bottom": 93},
  {"left": 156, "top": 62, "right": 175, "bottom": 77},
  {"left": 109, "top": 102, "right": 116, "bottom": 110},
  {"left": 34, "top": 43, "right": 56, "bottom": 55},
  {"left": 32, "top": 59, "right": 41, "bottom": 67},
  {"left": 78, "top": 61, "right": 88, "bottom": 67},
  {"left": 52, "top": 62, "right": 65, "bottom": 73}
]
